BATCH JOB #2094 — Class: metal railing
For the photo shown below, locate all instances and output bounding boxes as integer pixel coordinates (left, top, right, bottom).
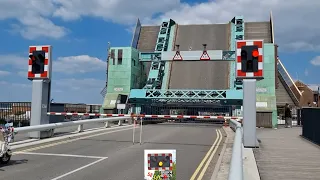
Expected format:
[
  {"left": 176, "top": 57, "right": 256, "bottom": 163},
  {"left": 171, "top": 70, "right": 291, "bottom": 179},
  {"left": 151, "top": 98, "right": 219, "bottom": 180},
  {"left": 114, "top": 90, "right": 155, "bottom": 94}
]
[
  {"left": 14, "top": 117, "right": 129, "bottom": 135},
  {"left": 228, "top": 119, "right": 244, "bottom": 180}
]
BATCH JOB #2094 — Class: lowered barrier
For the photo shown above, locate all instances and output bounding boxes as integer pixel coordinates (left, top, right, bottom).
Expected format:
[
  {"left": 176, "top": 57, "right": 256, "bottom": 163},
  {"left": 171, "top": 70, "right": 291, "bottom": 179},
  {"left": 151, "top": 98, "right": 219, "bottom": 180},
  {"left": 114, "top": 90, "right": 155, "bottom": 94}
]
[
  {"left": 14, "top": 117, "right": 129, "bottom": 135},
  {"left": 47, "top": 112, "right": 242, "bottom": 120}
]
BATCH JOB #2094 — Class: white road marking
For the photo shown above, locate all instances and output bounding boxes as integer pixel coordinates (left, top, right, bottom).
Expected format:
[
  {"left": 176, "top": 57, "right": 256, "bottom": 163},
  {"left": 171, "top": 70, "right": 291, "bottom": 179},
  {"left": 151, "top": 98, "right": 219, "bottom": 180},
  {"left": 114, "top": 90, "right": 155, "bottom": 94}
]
[
  {"left": 15, "top": 152, "right": 108, "bottom": 159},
  {"left": 13, "top": 126, "right": 137, "bottom": 153},
  {"left": 50, "top": 157, "right": 107, "bottom": 180}
]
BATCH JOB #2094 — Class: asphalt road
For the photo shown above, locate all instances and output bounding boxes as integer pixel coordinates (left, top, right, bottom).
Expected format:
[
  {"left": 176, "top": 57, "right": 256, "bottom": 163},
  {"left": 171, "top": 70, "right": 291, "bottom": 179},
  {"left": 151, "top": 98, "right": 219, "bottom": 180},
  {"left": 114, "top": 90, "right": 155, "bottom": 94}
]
[{"left": 0, "top": 123, "right": 224, "bottom": 180}]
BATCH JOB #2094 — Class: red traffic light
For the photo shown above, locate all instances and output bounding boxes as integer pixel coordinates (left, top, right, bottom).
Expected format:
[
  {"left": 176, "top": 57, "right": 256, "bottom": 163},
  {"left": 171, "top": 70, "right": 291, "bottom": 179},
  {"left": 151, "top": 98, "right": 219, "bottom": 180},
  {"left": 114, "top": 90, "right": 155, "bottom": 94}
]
[
  {"left": 29, "top": 55, "right": 35, "bottom": 60},
  {"left": 252, "top": 49, "right": 259, "bottom": 57}
]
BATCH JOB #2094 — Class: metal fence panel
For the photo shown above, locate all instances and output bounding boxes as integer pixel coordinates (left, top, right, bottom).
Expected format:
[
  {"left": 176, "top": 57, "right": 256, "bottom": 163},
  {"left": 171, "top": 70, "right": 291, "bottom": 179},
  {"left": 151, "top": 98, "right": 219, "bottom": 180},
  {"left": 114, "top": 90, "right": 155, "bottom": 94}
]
[
  {"left": 301, "top": 107, "right": 320, "bottom": 145},
  {"left": 0, "top": 102, "right": 102, "bottom": 127}
]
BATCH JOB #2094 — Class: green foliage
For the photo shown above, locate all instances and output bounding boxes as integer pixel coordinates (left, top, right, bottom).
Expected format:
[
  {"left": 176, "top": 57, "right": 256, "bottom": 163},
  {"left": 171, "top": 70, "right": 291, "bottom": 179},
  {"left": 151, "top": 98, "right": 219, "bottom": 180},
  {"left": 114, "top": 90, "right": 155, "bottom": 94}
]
[
  {"left": 152, "top": 170, "right": 162, "bottom": 180},
  {"left": 169, "top": 162, "right": 176, "bottom": 180}
]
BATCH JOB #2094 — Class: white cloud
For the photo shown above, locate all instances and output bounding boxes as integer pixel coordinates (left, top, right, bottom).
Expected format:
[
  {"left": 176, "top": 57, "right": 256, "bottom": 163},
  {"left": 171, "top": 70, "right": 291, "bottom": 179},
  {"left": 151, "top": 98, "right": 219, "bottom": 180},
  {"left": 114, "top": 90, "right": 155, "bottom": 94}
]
[
  {"left": 310, "top": 56, "right": 320, "bottom": 66},
  {"left": 304, "top": 69, "right": 309, "bottom": 76},
  {"left": 0, "top": 54, "right": 26, "bottom": 70},
  {"left": 54, "top": 55, "right": 107, "bottom": 74},
  {"left": 0, "top": 54, "right": 106, "bottom": 75},
  {"left": 0, "top": 70, "right": 10, "bottom": 76},
  {"left": 54, "top": 78, "right": 105, "bottom": 90},
  {"left": 52, "top": 0, "right": 180, "bottom": 24},
  {"left": 1, "top": 0, "right": 320, "bottom": 51},
  {"left": 154, "top": 0, "right": 320, "bottom": 52},
  {"left": 0, "top": 0, "right": 67, "bottom": 39}
]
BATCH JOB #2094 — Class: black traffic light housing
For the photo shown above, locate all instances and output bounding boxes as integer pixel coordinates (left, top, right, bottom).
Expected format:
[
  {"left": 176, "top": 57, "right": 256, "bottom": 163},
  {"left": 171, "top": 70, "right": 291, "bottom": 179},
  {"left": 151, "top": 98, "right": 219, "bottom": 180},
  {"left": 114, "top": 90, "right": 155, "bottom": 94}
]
[
  {"left": 149, "top": 155, "right": 171, "bottom": 168},
  {"left": 29, "top": 50, "right": 45, "bottom": 74},
  {"left": 240, "top": 45, "right": 259, "bottom": 72}
]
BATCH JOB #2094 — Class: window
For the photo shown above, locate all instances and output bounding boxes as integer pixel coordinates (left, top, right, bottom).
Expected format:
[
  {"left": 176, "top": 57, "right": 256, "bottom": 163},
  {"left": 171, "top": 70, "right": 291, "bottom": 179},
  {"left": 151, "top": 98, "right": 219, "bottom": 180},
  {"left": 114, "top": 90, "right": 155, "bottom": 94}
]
[
  {"left": 111, "top": 50, "right": 115, "bottom": 65},
  {"left": 132, "top": 59, "right": 136, "bottom": 66},
  {"left": 118, "top": 49, "right": 123, "bottom": 65}
]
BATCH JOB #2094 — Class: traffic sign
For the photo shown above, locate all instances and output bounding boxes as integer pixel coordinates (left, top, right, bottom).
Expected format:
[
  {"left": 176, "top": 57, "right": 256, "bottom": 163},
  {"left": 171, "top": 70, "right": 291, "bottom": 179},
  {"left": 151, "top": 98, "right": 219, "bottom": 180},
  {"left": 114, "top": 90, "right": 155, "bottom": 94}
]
[
  {"left": 200, "top": 51, "right": 210, "bottom": 60},
  {"left": 172, "top": 51, "right": 183, "bottom": 60}
]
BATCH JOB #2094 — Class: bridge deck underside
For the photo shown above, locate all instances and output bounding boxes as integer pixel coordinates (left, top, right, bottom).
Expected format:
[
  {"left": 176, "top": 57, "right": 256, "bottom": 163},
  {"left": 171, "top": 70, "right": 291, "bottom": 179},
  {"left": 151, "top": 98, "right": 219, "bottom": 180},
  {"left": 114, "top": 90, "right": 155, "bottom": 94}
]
[
  {"left": 136, "top": 21, "right": 272, "bottom": 91},
  {"left": 169, "top": 24, "right": 230, "bottom": 89}
]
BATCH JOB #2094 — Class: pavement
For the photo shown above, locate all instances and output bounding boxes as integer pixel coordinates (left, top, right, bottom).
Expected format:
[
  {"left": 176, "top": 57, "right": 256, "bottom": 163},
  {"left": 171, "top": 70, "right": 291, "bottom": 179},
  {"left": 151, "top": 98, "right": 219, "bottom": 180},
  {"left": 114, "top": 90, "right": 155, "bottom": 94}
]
[{"left": 0, "top": 123, "right": 224, "bottom": 180}]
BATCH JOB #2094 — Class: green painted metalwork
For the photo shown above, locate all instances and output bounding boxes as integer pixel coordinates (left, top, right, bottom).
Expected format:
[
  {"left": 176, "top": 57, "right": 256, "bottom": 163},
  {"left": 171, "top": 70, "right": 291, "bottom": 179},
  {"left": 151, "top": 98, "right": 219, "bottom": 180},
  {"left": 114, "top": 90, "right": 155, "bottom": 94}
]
[
  {"left": 102, "top": 47, "right": 146, "bottom": 109},
  {"left": 230, "top": 16, "right": 244, "bottom": 90},
  {"left": 143, "top": 19, "right": 176, "bottom": 89},
  {"left": 256, "top": 43, "right": 278, "bottom": 127},
  {"left": 130, "top": 89, "right": 243, "bottom": 99},
  {"left": 155, "top": 19, "right": 176, "bottom": 52}
]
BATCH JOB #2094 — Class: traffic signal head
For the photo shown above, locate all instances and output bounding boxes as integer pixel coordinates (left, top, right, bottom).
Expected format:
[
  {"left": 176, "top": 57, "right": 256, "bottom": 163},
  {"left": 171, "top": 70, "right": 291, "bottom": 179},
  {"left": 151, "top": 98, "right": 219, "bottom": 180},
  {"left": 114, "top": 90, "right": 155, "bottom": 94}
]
[
  {"left": 28, "top": 45, "right": 52, "bottom": 80},
  {"left": 29, "top": 50, "right": 45, "bottom": 74},
  {"left": 236, "top": 40, "right": 264, "bottom": 79},
  {"left": 149, "top": 154, "right": 171, "bottom": 168},
  {"left": 240, "top": 45, "right": 259, "bottom": 72}
]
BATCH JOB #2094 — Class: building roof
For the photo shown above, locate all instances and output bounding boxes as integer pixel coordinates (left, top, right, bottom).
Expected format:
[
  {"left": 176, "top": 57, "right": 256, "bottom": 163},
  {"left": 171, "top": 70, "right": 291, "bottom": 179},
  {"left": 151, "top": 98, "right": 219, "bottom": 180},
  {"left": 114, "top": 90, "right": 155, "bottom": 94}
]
[{"left": 307, "top": 85, "right": 320, "bottom": 93}]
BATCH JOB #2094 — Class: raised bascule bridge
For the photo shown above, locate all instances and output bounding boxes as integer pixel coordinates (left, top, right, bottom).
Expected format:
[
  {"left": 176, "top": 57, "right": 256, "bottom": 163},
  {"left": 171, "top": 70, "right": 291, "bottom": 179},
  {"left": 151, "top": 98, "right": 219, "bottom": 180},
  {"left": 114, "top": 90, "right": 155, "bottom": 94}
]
[{"left": 101, "top": 14, "right": 296, "bottom": 128}]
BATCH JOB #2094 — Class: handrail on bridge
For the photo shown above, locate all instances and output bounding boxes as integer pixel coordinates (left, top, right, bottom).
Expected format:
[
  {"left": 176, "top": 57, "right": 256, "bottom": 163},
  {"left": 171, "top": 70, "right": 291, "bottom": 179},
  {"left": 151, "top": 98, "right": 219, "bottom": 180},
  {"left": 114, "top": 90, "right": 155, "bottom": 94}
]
[
  {"left": 228, "top": 119, "right": 244, "bottom": 180},
  {"left": 14, "top": 117, "right": 129, "bottom": 134}
]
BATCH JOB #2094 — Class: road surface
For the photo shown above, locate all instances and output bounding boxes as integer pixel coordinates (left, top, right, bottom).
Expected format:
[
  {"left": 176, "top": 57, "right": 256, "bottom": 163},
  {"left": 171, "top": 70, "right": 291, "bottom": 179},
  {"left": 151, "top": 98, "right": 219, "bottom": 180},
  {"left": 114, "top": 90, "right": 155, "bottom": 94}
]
[{"left": 0, "top": 123, "right": 224, "bottom": 180}]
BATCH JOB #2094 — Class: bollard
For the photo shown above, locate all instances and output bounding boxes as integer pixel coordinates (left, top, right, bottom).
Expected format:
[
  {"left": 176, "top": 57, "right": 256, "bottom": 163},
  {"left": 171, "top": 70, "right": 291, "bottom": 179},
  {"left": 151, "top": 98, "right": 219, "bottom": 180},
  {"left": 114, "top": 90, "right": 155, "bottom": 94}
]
[
  {"left": 224, "top": 119, "right": 228, "bottom": 127},
  {"left": 105, "top": 121, "right": 111, "bottom": 128},
  {"left": 78, "top": 124, "right": 84, "bottom": 132},
  {"left": 133, "top": 117, "right": 136, "bottom": 145},
  {"left": 118, "top": 120, "right": 123, "bottom": 126},
  {"left": 128, "top": 117, "right": 132, "bottom": 125}
]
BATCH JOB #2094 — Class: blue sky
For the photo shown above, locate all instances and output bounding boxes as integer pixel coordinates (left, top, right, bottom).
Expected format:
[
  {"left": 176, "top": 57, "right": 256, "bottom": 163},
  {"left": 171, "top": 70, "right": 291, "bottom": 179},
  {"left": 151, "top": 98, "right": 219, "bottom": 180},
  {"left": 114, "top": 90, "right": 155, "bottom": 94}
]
[{"left": 0, "top": 0, "right": 319, "bottom": 104}]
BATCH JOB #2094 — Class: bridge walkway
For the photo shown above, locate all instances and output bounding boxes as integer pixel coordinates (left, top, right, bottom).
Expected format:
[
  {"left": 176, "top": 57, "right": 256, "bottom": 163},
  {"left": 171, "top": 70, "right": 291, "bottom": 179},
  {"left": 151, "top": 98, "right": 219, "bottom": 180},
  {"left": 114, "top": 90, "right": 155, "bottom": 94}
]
[{"left": 254, "top": 126, "right": 320, "bottom": 180}]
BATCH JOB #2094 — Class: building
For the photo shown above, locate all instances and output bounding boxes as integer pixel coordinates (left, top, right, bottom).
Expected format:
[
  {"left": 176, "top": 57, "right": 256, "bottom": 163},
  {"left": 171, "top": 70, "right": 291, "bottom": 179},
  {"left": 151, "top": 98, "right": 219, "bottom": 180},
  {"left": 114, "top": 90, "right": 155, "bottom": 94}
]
[
  {"left": 295, "top": 81, "right": 319, "bottom": 107},
  {"left": 102, "top": 14, "right": 281, "bottom": 127}
]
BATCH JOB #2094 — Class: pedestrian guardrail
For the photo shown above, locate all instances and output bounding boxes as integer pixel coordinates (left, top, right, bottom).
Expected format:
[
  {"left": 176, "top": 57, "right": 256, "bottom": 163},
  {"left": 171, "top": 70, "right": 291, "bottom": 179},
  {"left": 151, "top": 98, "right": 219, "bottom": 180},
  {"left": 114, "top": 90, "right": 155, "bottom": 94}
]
[
  {"left": 14, "top": 117, "right": 129, "bottom": 135},
  {"left": 228, "top": 119, "right": 244, "bottom": 180}
]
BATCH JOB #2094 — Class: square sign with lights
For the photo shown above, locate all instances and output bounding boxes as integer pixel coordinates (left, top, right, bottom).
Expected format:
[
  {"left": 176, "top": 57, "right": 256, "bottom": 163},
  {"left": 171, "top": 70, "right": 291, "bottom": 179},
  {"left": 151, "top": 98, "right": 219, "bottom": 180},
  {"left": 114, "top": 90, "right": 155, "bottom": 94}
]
[
  {"left": 28, "top": 45, "right": 52, "bottom": 80},
  {"left": 144, "top": 149, "right": 176, "bottom": 180},
  {"left": 236, "top": 40, "right": 264, "bottom": 79}
]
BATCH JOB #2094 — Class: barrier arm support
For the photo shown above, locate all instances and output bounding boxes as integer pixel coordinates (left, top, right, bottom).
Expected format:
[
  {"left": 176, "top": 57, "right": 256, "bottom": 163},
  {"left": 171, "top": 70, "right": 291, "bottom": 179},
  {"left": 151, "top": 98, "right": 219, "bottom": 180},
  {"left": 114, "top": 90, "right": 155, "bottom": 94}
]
[
  {"left": 228, "top": 119, "right": 244, "bottom": 180},
  {"left": 14, "top": 117, "right": 128, "bottom": 134}
]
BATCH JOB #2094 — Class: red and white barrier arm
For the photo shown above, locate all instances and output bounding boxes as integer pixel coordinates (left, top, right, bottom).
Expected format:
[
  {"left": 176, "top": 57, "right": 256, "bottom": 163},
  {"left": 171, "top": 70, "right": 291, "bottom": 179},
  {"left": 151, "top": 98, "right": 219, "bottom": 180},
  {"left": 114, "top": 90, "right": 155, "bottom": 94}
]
[{"left": 47, "top": 112, "right": 242, "bottom": 120}]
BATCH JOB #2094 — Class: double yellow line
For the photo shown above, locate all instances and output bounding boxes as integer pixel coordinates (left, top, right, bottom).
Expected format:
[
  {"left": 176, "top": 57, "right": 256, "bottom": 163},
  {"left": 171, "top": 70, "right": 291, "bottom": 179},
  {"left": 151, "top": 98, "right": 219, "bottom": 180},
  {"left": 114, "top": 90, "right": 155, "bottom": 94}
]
[{"left": 190, "top": 129, "right": 223, "bottom": 180}]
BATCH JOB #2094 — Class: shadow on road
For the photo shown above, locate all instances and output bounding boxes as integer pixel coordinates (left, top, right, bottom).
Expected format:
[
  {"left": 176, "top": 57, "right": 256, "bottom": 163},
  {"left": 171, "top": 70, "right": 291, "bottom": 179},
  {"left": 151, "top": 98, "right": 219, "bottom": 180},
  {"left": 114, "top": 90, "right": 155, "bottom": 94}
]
[{"left": 0, "top": 159, "right": 28, "bottom": 170}]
